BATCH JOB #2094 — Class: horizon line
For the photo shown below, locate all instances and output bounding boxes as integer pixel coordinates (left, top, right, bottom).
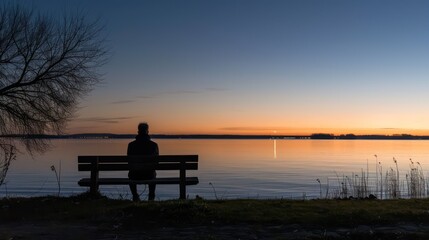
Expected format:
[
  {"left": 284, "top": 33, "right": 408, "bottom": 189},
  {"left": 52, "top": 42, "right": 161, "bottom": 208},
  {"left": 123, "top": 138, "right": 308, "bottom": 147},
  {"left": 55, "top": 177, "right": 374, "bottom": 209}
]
[{"left": 3, "top": 133, "right": 429, "bottom": 138}]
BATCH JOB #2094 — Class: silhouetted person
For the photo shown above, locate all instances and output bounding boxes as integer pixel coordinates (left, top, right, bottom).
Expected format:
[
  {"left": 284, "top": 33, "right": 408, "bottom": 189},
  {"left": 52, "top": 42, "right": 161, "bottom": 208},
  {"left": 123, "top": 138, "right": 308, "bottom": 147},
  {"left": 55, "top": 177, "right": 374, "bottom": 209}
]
[{"left": 128, "top": 122, "right": 159, "bottom": 201}]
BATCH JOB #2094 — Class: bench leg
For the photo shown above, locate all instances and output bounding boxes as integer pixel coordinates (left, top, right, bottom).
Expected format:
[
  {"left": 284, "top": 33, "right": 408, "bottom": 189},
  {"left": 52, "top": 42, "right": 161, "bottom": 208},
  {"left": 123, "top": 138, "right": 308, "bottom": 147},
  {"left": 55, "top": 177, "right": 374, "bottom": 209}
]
[
  {"left": 180, "top": 168, "right": 186, "bottom": 199},
  {"left": 90, "top": 167, "right": 99, "bottom": 196},
  {"left": 90, "top": 184, "right": 99, "bottom": 195},
  {"left": 180, "top": 183, "right": 186, "bottom": 200}
]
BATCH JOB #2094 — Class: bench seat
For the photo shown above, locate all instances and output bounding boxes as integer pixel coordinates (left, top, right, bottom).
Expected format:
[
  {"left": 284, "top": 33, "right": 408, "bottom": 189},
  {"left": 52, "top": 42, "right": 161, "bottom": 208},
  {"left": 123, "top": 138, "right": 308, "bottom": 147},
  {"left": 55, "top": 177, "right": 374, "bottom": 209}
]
[{"left": 78, "top": 177, "right": 199, "bottom": 186}]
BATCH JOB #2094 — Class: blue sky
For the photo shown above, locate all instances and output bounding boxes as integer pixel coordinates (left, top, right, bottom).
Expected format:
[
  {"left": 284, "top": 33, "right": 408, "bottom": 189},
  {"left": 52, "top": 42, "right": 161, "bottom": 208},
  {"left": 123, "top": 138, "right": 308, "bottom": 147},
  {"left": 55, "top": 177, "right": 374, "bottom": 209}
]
[{"left": 21, "top": 0, "right": 429, "bottom": 134}]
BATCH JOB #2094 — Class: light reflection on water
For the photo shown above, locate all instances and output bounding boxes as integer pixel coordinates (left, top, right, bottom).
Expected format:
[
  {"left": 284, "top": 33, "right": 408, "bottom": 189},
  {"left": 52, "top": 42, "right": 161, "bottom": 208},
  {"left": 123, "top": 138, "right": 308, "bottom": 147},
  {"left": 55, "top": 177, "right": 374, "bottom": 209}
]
[{"left": 3, "top": 139, "right": 429, "bottom": 200}]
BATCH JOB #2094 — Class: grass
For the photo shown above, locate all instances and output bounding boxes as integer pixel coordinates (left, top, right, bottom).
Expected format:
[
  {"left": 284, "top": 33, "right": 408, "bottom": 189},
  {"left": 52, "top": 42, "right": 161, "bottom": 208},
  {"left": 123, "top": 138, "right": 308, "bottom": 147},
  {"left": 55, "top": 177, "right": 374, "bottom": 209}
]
[
  {"left": 2, "top": 193, "right": 429, "bottom": 229},
  {"left": 4, "top": 194, "right": 429, "bottom": 239}
]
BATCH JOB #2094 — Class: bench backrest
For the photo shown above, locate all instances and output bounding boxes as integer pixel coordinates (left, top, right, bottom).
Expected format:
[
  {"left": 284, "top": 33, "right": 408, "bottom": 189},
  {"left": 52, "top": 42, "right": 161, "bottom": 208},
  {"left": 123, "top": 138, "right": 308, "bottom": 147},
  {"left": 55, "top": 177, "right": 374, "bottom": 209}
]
[{"left": 78, "top": 155, "right": 198, "bottom": 171}]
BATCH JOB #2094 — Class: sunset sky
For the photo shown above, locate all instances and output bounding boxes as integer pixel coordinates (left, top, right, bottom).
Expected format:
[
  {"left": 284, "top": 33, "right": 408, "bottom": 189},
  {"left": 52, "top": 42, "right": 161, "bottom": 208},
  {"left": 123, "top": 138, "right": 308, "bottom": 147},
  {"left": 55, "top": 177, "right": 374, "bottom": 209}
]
[{"left": 28, "top": 0, "right": 429, "bottom": 135}]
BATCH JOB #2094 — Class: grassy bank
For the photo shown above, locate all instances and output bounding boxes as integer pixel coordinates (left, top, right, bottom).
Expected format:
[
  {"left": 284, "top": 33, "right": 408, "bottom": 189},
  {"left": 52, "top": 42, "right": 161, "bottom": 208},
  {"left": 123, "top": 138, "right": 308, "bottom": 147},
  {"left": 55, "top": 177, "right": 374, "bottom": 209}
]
[
  {"left": 2, "top": 194, "right": 429, "bottom": 228},
  {"left": 3, "top": 195, "right": 429, "bottom": 239}
]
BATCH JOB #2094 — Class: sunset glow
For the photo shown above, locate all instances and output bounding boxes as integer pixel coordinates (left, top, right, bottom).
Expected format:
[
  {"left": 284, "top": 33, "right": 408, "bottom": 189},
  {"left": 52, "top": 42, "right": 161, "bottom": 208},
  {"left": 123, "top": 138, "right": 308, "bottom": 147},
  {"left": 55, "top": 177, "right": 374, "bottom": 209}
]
[{"left": 28, "top": 0, "right": 429, "bottom": 136}]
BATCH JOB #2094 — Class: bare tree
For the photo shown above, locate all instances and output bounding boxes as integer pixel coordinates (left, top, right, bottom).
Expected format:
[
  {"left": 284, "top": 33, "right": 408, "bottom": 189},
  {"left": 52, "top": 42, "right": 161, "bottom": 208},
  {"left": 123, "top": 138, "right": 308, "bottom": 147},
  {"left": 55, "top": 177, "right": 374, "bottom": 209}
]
[
  {"left": 0, "top": 4, "right": 107, "bottom": 185},
  {"left": 0, "top": 142, "right": 15, "bottom": 186}
]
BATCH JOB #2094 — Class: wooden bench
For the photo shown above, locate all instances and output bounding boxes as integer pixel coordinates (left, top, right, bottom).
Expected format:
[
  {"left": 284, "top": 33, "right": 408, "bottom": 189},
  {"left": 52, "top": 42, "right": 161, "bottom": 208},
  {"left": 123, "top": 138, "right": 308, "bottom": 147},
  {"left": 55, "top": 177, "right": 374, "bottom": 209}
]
[{"left": 77, "top": 155, "right": 198, "bottom": 199}]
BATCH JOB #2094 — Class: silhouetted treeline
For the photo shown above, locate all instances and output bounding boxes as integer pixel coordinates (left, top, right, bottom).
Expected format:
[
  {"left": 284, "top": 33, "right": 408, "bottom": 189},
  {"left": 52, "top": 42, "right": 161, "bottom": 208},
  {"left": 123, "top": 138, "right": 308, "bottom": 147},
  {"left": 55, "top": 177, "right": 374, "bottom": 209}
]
[
  {"left": 310, "top": 133, "right": 335, "bottom": 139},
  {"left": 309, "top": 133, "right": 423, "bottom": 140},
  {"left": 338, "top": 134, "right": 417, "bottom": 140}
]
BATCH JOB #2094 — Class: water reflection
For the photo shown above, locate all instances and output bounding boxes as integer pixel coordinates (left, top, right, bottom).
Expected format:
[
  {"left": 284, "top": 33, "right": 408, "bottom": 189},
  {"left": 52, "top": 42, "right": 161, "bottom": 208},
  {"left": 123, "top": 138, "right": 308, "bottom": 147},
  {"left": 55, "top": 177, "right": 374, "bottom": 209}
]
[
  {"left": 3, "top": 139, "right": 429, "bottom": 199},
  {"left": 273, "top": 139, "right": 277, "bottom": 159}
]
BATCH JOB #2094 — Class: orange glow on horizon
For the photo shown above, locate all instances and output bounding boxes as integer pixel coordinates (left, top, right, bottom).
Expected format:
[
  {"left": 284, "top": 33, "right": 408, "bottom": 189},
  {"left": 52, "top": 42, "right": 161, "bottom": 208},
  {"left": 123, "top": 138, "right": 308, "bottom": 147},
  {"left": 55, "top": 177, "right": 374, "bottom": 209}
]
[
  {"left": 67, "top": 105, "right": 429, "bottom": 136},
  {"left": 67, "top": 120, "right": 429, "bottom": 136}
]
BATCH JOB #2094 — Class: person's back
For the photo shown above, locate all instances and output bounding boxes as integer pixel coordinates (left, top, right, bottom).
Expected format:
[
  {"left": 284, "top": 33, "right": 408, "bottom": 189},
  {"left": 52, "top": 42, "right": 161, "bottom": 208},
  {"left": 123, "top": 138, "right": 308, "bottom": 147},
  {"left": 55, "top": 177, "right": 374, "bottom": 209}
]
[
  {"left": 127, "top": 135, "right": 158, "bottom": 155},
  {"left": 127, "top": 123, "right": 159, "bottom": 201}
]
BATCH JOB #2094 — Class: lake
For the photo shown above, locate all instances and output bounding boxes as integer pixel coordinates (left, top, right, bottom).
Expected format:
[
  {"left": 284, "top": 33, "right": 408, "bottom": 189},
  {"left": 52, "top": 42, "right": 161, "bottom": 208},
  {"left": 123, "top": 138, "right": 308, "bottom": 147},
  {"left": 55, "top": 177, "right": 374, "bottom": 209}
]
[{"left": 3, "top": 139, "right": 429, "bottom": 200}]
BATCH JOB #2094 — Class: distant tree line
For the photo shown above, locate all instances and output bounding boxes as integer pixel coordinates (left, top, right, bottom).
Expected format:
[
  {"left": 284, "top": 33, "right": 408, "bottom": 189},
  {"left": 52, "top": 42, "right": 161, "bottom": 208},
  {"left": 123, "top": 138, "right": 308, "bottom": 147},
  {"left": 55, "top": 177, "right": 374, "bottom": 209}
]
[{"left": 311, "top": 133, "right": 422, "bottom": 140}]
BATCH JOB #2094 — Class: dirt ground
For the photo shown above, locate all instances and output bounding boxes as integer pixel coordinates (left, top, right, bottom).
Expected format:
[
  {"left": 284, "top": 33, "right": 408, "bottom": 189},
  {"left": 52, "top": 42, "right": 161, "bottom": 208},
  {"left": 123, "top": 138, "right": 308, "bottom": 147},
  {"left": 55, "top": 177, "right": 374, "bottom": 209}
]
[{"left": 2, "top": 222, "right": 429, "bottom": 240}]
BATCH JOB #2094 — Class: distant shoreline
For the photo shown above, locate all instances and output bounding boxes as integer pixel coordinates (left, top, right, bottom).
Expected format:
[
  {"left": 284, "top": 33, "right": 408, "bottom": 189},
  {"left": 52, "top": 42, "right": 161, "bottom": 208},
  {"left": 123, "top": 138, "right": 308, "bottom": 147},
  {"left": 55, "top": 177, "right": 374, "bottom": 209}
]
[{"left": 2, "top": 133, "right": 429, "bottom": 140}]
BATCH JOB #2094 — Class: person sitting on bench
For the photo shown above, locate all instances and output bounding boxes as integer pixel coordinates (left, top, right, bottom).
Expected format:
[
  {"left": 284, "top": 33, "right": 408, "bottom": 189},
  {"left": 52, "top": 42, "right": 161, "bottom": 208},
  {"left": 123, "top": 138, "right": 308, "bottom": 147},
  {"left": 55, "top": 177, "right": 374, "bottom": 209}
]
[{"left": 127, "top": 122, "right": 159, "bottom": 201}]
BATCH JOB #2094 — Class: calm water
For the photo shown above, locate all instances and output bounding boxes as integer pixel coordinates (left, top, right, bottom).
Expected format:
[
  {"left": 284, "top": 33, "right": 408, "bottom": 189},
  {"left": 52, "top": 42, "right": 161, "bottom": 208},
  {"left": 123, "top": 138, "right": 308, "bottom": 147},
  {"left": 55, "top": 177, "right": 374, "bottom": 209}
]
[{"left": 3, "top": 139, "right": 429, "bottom": 200}]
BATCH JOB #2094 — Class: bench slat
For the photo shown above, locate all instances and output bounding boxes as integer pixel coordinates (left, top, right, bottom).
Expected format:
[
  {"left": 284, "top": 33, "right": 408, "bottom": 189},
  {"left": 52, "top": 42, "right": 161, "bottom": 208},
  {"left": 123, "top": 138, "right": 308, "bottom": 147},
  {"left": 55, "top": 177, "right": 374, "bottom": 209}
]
[
  {"left": 78, "top": 155, "right": 198, "bottom": 163},
  {"left": 78, "top": 177, "right": 199, "bottom": 186},
  {"left": 78, "top": 163, "right": 198, "bottom": 171}
]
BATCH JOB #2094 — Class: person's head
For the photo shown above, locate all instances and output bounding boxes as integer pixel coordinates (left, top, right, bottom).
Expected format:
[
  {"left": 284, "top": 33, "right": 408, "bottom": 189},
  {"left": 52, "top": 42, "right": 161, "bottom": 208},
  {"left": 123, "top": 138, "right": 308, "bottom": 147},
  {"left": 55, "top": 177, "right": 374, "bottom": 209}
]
[{"left": 138, "top": 122, "right": 149, "bottom": 135}]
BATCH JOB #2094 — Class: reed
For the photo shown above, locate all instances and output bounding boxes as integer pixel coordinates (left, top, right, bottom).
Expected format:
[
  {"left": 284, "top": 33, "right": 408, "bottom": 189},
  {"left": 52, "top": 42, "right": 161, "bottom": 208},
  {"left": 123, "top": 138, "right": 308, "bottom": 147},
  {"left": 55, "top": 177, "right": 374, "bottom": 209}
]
[
  {"left": 319, "top": 156, "right": 429, "bottom": 199},
  {"left": 406, "top": 159, "right": 426, "bottom": 198},
  {"left": 349, "top": 170, "right": 369, "bottom": 198},
  {"left": 209, "top": 182, "right": 219, "bottom": 200},
  {"left": 316, "top": 178, "right": 322, "bottom": 199},
  {"left": 385, "top": 167, "right": 400, "bottom": 198},
  {"left": 324, "top": 177, "right": 329, "bottom": 199},
  {"left": 333, "top": 172, "right": 349, "bottom": 199},
  {"left": 50, "top": 161, "right": 61, "bottom": 197},
  {"left": 319, "top": 171, "right": 372, "bottom": 199},
  {"left": 341, "top": 176, "right": 348, "bottom": 198},
  {"left": 374, "top": 155, "right": 385, "bottom": 199},
  {"left": 378, "top": 160, "right": 383, "bottom": 199}
]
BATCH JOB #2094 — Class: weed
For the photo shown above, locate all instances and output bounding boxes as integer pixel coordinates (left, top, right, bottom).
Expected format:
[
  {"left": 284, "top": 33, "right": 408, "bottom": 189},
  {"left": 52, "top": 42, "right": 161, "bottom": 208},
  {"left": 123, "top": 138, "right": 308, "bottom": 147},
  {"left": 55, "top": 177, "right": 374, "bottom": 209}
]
[
  {"left": 316, "top": 178, "right": 322, "bottom": 199},
  {"left": 50, "top": 161, "right": 61, "bottom": 197},
  {"left": 209, "top": 182, "right": 219, "bottom": 200}
]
